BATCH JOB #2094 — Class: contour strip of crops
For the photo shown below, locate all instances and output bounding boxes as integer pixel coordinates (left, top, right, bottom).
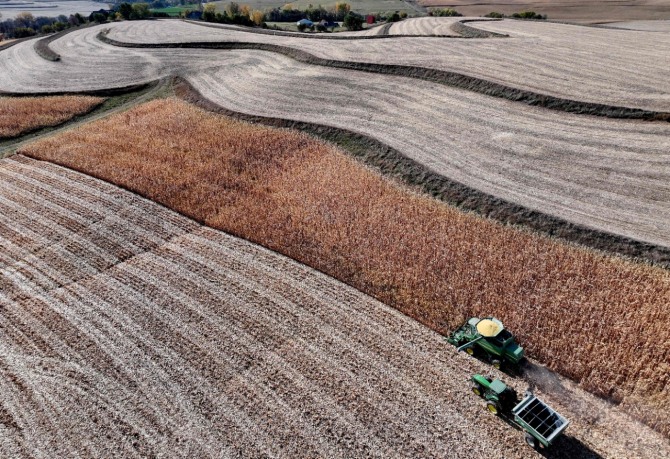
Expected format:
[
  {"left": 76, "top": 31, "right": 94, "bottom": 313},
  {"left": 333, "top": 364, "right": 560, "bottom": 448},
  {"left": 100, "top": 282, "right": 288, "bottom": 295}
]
[
  {"left": 18, "top": 99, "right": 670, "bottom": 439},
  {"left": 182, "top": 58, "right": 670, "bottom": 249},
  {"left": 2, "top": 28, "right": 667, "bottom": 252},
  {"left": 0, "top": 155, "right": 572, "bottom": 458},
  {"left": 0, "top": 96, "right": 103, "bottom": 138},
  {"left": 99, "top": 19, "right": 670, "bottom": 111},
  {"left": 2, "top": 21, "right": 667, "bottom": 252}
]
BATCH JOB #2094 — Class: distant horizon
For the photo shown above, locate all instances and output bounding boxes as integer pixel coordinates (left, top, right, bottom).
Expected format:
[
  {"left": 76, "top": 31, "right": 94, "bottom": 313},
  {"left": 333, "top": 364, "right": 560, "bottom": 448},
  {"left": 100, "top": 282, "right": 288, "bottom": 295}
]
[{"left": 0, "top": 0, "right": 107, "bottom": 20}]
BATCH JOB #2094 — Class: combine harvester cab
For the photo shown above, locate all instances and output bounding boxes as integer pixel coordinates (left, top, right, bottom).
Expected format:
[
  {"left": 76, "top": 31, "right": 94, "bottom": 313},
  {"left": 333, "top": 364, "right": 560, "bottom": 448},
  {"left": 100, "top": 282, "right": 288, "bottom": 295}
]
[
  {"left": 447, "top": 317, "right": 524, "bottom": 370},
  {"left": 471, "top": 374, "right": 569, "bottom": 450}
]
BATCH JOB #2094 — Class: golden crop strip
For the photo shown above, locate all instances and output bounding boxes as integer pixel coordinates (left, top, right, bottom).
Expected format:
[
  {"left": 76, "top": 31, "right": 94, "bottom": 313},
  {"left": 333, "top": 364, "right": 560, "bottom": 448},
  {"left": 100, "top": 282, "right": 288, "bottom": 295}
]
[
  {"left": 20, "top": 98, "right": 670, "bottom": 437},
  {"left": 0, "top": 96, "right": 103, "bottom": 138}
]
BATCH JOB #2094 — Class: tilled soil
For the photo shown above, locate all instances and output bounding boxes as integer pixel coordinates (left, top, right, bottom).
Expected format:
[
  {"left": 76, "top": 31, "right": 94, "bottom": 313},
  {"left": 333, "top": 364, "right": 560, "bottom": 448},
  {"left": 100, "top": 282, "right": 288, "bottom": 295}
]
[{"left": 0, "top": 155, "right": 668, "bottom": 458}]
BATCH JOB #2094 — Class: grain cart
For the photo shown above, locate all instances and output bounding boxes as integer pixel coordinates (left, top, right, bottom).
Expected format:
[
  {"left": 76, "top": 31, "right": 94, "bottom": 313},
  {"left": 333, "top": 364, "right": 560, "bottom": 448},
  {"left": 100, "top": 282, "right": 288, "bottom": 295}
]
[
  {"left": 446, "top": 317, "right": 524, "bottom": 369},
  {"left": 470, "top": 374, "right": 570, "bottom": 450}
]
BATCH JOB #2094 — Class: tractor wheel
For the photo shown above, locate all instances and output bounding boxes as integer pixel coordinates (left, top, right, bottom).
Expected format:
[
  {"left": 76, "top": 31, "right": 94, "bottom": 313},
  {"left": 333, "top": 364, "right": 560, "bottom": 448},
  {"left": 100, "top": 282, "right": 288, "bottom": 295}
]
[
  {"left": 525, "top": 433, "right": 538, "bottom": 449},
  {"left": 465, "top": 347, "right": 475, "bottom": 356},
  {"left": 491, "top": 359, "right": 502, "bottom": 370},
  {"left": 471, "top": 383, "right": 482, "bottom": 397},
  {"left": 486, "top": 401, "right": 500, "bottom": 415}
]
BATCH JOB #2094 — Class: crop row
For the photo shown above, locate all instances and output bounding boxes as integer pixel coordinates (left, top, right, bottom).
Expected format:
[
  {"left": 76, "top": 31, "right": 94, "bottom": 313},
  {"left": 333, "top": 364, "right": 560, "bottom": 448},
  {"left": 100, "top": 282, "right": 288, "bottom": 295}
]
[
  {"left": 0, "top": 96, "right": 102, "bottom": 138},
  {"left": 18, "top": 98, "right": 670, "bottom": 437},
  {"left": 0, "top": 155, "right": 555, "bottom": 459},
  {"left": 101, "top": 19, "right": 670, "bottom": 111},
  {"left": 181, "top": 54, "right": 670, "bottom": 250}
]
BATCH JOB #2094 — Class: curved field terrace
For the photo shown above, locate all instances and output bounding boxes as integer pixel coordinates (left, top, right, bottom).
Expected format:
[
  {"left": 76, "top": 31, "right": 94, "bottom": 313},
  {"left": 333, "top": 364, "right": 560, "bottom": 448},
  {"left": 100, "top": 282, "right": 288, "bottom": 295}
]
[
  {"left": 0, "top": 22, "right": 669, "bottom": 253},
  {"left": 1, "top": 14, "right": 669, "bottom": 457}
]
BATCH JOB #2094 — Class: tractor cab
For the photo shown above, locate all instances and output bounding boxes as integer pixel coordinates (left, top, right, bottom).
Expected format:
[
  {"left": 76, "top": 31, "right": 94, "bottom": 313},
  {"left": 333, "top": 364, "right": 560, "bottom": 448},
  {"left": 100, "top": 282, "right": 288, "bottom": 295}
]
[{"left": 471, "top": 374, "right": 518, "bottom": 414}]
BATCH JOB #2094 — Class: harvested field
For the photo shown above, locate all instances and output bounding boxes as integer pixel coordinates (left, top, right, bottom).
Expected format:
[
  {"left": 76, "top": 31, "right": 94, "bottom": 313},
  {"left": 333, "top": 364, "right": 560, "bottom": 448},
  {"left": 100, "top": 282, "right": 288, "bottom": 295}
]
[
  {"left": 1, "top": 26, "right": 669, "bottom": 253},
  {"left": 0, "top": 96, "right": 103, "bottom": 138},
  {"left": 1, "top": 154, "right": 669, "bottom": 458},
  {"left": 100, "top": 19, "right": 670, "bottom": 112},
  {"left": 1, "top": 20, "right": 670, "bottom": 111},
  {"left": 607, "top": 20, "right": 670, "bottom": 32},
  {"left": 0, "top": 154, "right": 658, "bottom": 459},
  {"left": 19, "top": 98, "right": 670, "bottom": 438},
  {"left": 385, "top": 17, "right": 461, "bottom": 35},
  {"left": 418, "top": 0, "right": 670, "bottom": 23}
]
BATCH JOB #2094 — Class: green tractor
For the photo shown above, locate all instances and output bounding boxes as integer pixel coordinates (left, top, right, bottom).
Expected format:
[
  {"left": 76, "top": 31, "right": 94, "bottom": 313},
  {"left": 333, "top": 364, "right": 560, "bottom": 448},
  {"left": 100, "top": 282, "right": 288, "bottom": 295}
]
[
  {"left": 471, "top": 374, "right": 518, "bottom": 415},
  {"left": 446, "top": 317, "right": 524, "bottom": 370},
  {"left": 470, "top": 374, "right": 570, "bottom": 450}
]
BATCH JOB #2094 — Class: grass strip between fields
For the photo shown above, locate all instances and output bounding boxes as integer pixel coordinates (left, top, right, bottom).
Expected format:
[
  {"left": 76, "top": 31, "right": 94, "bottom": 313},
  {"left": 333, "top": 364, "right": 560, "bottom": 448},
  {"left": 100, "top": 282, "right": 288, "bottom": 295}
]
[
  {"left": 18, "top": 95, "right": 670, "bottom": 437},
  {"left": 98, "top": 29, "right": 670, "bottom": 122},
  {"left": 174, "top": 79, "right": 670, "bottom": 268}
]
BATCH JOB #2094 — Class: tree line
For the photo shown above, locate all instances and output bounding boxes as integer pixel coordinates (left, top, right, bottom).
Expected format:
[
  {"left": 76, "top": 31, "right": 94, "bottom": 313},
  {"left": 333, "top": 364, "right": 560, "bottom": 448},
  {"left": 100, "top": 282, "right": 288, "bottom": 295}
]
[{"left": 0, "top": 12, "right": 88, "bottom": 39}]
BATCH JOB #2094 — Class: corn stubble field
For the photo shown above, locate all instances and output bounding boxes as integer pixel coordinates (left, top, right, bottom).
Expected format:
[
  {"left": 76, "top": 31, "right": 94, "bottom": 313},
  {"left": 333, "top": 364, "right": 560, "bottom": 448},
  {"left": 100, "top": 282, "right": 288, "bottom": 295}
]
[
  {"left": 19, "top": 98, "right": 670, "bottom": 439},
  {"left": 3, "top": 154, "right": 644, "bottom": 459},
  {"left": 0, "top": 96, "right": 102, "bottom": 138},
  {"left": 1, "top": 14, "right": 670, "bottom": 459}
]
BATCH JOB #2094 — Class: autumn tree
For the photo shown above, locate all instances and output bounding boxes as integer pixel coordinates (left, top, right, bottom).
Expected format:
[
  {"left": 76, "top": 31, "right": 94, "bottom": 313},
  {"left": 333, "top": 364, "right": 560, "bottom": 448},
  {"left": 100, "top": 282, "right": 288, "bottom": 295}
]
[{"left": 250, "top": 10, "right": 265, "bottom": 25}]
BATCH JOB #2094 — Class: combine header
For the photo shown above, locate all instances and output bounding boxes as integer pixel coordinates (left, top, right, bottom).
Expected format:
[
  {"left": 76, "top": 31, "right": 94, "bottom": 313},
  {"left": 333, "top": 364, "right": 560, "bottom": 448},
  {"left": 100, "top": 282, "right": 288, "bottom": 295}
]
[
  {"left": 470, "top": 374, "right": 569, "bottom": 450},
  {"left": 447, "top": 317, "right": 524, "bottom": 369}
]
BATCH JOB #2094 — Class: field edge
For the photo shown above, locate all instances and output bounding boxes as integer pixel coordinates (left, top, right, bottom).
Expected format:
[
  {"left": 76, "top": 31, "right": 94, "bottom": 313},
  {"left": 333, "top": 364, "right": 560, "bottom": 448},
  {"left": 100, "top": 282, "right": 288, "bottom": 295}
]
[{"left": 172, "top": 77, "right": 670, "bottom": 268}]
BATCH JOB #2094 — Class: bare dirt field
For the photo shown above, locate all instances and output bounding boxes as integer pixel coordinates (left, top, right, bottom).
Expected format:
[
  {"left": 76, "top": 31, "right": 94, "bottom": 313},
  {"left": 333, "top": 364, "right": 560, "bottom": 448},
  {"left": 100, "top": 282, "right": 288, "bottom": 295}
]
[
  {"left": 0, "top": 95, "right": 102, "bottom": 138},
  {"left": 0, "top": 154, "right": 668, "bottom": 458},
  {"left": 419, "top": 0, "right": 670, "bottom": 23},
  {"left": 18, "top": 97, "right": 670, "bottom": 438}
]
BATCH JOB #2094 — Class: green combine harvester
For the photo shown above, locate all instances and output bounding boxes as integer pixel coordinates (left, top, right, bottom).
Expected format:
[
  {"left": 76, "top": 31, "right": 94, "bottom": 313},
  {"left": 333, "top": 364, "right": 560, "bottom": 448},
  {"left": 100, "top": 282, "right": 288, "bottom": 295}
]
[
  {"left": 471, "top": 374, "right": 570, "bottom": 450},
  {"left": 446, "top": 317, "right": 524, "bottom": 369}
]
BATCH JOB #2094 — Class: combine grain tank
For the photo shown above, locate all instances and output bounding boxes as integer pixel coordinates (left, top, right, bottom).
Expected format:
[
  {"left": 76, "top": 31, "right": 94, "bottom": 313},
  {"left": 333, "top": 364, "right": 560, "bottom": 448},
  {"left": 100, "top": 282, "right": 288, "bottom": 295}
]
[{"left": 447, "top": 317, "right": 524, "bottom": 369}]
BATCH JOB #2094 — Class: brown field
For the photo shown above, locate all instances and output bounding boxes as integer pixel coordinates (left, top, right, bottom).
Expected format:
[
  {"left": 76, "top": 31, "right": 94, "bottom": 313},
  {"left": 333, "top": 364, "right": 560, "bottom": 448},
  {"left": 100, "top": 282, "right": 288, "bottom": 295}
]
[
  {"left": 19, "top": 98, "right": 670, "bottom": 437},
  {"left": 419, "top": 0, "right": 670, "bottom": 23},
  {"left": 98, "top": 19, "right": 670, "bottom": 112},
  {"left": 2, "top": 22, "right": 670, "bottom": 251},
  {"left": 0, "top": 96, "right": 103, "bottom": 139},
  {"left": 6, "top": 154, "right": 667, "bottom": 458}
]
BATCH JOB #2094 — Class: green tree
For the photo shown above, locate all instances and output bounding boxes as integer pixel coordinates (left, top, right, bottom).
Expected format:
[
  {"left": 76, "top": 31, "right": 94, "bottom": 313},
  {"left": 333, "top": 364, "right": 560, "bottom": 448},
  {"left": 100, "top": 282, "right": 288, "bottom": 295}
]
[
  {"left": 225, "top": 2, "right": 240, "bottom": 18},
  {"left": 130, "top": 3, "right": 151, "bottom": 19},
  {"left": 90, "top": 12, "right": 107, "bottom": 23},
  {"left": 343, "top": 12, "right": 363, "bottom": 30},
  {"left": 118, "top": 2, "right": 133, "bottom": 20},
  {"left": 202, "top": 3, "right": 217, "bottom": 21}
]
